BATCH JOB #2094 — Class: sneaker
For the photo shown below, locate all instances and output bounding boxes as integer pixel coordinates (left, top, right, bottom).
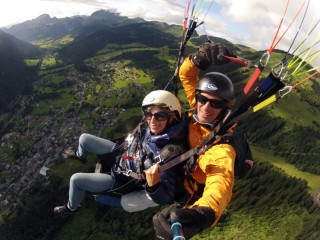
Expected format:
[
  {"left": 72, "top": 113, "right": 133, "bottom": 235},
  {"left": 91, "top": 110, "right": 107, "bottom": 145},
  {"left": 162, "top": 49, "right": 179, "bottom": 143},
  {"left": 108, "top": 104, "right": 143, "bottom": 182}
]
[
  {"left": 64, "top": 147, "right": 78, "bottom": 158},
  {"left": 62, "top": 147, "right": 87, "bottom": 163},
  {"left": 53, "top": 204, "right": 78, "bottom": 216}
]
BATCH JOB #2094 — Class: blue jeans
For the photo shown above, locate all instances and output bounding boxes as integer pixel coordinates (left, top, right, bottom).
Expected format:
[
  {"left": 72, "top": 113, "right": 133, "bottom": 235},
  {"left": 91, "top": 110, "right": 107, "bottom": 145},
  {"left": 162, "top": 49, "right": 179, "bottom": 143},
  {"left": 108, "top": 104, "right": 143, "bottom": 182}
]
[
  {"left": 68, "top": 172, "right": 115, "bottom": 210},
  {"left": 76, "top": 133, "right": 115, "bottom": 158},
  {"left": 68, "top": 133, "right": 116, "bottom": 210},
  {"left": 68, "top": 134, "right": 162, "bottom": 211}
]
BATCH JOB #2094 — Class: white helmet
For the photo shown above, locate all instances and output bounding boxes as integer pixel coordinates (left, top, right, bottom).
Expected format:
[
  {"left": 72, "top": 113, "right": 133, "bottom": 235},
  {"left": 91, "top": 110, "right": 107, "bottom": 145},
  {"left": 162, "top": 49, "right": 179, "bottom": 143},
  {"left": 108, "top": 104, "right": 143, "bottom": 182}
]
[{"left": 142, "top": 90, "right": 182, "bottom": 117}]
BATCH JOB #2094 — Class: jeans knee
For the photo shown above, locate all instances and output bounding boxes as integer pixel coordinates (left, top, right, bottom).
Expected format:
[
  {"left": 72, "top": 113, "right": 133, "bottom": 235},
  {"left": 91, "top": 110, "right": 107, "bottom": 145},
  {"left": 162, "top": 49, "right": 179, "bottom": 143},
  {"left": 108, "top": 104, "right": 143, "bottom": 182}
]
[
  {"left": 70, "top": 173, "right": 82, "bottom": 187},
  {"left": 79, "top": 133, "right": 91, "bottom": 145}
]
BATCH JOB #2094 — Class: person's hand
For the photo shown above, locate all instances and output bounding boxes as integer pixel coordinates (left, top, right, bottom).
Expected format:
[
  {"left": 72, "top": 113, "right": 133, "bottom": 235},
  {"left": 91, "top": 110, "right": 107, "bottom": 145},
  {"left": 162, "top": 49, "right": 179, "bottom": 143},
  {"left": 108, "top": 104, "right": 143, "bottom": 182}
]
[
  {"left": 145, "top": 163, "right": 161, "bottom": 187},
  {"left": 170, "top": 206, "right": 215, "bottom": 228},
  {"left": 153, "top": 204, "right": 215, "bottom": 239},
  {"left": 153, "top": 204, "right": 177, "bottom": 240},
  {"left": 192, "top": 42, "right": 231, "bottom": 69}
]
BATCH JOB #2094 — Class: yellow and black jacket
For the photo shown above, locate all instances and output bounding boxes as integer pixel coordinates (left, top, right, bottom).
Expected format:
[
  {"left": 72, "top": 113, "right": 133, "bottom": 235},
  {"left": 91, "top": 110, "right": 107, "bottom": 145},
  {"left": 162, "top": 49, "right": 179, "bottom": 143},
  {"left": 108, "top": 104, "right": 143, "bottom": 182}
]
[{"left": 179, "top": 55, "right": 236, "bottom": 225}]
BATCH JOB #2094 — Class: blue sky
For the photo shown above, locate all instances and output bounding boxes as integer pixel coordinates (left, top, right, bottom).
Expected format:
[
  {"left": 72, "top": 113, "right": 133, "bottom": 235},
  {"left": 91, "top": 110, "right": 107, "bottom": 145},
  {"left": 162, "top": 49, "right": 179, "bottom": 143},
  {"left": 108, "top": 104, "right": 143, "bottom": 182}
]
[{"left": 0, "top": 0, "right": 319, "bottom": 67}]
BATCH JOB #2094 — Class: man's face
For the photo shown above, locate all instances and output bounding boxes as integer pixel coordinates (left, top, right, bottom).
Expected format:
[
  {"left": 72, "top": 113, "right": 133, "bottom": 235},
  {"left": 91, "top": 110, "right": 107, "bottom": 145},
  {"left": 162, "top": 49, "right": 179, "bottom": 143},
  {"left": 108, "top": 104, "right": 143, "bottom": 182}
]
[{"left": 196, "top": 92, "right": 224, "bottom": 123}]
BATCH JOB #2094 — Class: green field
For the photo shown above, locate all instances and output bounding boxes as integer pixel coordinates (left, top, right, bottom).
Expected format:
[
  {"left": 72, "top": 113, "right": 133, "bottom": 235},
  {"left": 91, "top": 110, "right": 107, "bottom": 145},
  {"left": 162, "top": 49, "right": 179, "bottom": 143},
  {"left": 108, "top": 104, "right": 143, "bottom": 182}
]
[
  {"left": 252, "top": 145, "right": 320, "bottom": 192},
  {"left": 272, "top": 91, "right": 320, "bottom": 127}
]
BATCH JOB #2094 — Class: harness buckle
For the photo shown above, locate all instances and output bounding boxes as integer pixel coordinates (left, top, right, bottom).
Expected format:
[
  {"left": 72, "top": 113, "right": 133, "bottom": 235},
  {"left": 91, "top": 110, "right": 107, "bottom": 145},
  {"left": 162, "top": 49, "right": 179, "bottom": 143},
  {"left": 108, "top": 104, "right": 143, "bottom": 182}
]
[
  {"left": 153, "top": 154, "right": 163, "bottom": 163},
  {"left": 125, "top": 170, "right": 144, "bottom": 180},
  {"left": 125, "top": 133, "right": 134, "bottom": 145}
]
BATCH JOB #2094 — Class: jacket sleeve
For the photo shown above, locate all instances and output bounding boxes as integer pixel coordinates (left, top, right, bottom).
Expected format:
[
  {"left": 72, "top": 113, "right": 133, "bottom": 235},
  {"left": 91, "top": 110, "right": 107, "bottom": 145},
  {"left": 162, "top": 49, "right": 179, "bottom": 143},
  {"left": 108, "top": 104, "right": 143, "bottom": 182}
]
[
  {"left": 191, "top": 143, "right": 236, "bottom": 225},
  {"left": 179, "top": 55, "right": 201, "bottom": 108},
  {"left": 145, "top": 164, "right": 179, "bottom": 205}
]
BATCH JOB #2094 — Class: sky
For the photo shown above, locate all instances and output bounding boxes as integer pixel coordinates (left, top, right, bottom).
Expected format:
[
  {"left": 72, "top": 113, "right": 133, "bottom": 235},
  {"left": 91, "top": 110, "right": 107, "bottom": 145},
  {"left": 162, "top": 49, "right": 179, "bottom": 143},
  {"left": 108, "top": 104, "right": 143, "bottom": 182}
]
[{"left": 0, "top": 0, "right": 319, "bottom": 67}]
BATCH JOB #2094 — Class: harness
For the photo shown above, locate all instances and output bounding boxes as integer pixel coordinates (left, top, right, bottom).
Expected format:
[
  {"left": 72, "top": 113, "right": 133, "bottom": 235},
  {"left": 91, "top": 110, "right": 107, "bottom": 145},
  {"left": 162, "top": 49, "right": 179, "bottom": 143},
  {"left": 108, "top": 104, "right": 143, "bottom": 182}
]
[
  {"left": 111, "top": 119, "right": 188, "bottom": 180},
  {"left": 112, "top": 122, "right": 149, "bottom": 180},
  {"left": 158, "top": 115, "right": 253, "bottom": 204}
]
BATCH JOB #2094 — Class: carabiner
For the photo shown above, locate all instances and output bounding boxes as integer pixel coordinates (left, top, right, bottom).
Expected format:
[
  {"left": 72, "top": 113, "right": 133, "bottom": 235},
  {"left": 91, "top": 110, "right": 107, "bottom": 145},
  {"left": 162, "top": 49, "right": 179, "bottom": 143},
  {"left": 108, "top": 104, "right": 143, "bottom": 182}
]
[
  {"left": 260, "top": 52, "right": 270, "bottom": 67},
  {"left": 278, "top": 85, "right": 292, "bottom": 98},
  {"left": 280, "top": 71, "right": 292, "bottom": 82},
  {"left": 272, "top": 62, "right": 287, "bottom": 78}
]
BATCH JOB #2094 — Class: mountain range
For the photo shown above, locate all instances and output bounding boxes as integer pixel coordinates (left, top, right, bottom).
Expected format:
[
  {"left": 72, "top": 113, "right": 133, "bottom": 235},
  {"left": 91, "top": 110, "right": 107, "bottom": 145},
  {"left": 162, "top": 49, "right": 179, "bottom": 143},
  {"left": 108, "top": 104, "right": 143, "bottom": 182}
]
[
  {"left": 1, "top": 10, "right": 145, "bottom": 42},
  {"left": 0, "top": 10, "right": 147, "bottom": 114}
]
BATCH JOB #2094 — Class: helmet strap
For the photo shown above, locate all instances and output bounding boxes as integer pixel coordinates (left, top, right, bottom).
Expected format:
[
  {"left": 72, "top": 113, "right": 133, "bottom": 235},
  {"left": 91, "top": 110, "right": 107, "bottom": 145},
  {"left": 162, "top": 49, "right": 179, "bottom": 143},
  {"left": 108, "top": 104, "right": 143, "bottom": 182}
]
[
  {"left": 192, "top": 106, "right": 228, "bottom": 130},
  {"left": 192, "top": 113, "right": 215, "bottom": 130},
  {"left": 216, "top": 107, "right": 228, "bottom": 122}
]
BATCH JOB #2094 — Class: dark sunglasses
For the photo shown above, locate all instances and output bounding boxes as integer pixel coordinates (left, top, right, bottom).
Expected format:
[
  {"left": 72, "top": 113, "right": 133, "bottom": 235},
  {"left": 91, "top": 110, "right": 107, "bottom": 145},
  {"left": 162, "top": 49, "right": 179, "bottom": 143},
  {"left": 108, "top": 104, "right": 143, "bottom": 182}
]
[
  {"left": 196, "top": 93, "right": 225, "bottom": 109},
  {"left": 144, "top": 111, "right": 169, "bottom": 121}
]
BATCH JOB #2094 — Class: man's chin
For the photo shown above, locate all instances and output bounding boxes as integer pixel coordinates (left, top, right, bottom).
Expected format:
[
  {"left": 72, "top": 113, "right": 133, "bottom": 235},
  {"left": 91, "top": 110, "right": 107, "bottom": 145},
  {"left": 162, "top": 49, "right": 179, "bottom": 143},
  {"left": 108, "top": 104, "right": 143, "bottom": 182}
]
[{"left": 198, "top": 116, "right": 213, "bottom": 124}]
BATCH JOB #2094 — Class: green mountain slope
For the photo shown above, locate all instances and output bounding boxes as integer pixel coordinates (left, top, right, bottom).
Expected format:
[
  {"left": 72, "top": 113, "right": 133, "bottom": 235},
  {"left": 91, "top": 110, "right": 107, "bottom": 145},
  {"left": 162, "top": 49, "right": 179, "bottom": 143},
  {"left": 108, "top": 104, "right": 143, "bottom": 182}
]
[
  {"left": 0, "top": 30, "right": 41, "bottom": 114},
  {"left": 58, "top": 21, "right": 181, "bottom": 65}
]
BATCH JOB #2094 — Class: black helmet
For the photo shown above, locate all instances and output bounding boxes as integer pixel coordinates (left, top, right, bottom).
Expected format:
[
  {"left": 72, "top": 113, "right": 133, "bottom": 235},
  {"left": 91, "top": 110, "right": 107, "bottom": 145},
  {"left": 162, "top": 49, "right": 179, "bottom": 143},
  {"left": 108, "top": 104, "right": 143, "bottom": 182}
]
[{"left": 196, "top": 72, "right": 234, "bottom": 102}]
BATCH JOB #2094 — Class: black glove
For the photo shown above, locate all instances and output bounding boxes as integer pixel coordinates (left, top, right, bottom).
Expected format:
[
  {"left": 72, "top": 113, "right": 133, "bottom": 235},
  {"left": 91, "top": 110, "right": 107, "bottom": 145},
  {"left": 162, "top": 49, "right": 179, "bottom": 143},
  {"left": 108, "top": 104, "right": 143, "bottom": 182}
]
[
  {"left": 153, "top": 204, "right": 176, "bottom": 240},
  {"left": 192, "top": 42, "right": 231, "bottom": 69},
  {"left": 153, "top": 204, "right": 215, "bottom": 239}
]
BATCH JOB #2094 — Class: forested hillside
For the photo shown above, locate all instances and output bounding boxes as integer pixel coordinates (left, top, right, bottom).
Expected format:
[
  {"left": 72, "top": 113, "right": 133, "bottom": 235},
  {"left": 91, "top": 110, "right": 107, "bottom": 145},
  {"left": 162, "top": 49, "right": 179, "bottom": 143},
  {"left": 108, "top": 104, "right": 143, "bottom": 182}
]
[
  {"left": 58, "top": 21, "right": 181, "bottom": 65},
  {"left": 0, "top": 159, "right": 318, "bottom": 239},
  {"left": 0, "top": 10, "right": 319, "bottom": 240},
  {"left": 0, "top": 30, "right": 41, "bottom": 114}
]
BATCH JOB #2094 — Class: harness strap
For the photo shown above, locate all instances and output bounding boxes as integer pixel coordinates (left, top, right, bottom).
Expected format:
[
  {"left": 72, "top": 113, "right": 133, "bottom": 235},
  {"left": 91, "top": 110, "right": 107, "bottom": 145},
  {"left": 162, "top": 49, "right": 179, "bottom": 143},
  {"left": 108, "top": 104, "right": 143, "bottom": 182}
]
[
  {"left": 121, "top": 155, "right": 134, "bottom": 160},
  {"left": 158, "top": 147, "right": 199, "bottom": 173},
  {"left": 112, "top": 121, "right": 146, "bottom": 174},
  {"left": 158, "top": 122, "right": 223, "bottom": 174},
  {"left": 114, "top": 169, "right": 145, "bottom": 180}
]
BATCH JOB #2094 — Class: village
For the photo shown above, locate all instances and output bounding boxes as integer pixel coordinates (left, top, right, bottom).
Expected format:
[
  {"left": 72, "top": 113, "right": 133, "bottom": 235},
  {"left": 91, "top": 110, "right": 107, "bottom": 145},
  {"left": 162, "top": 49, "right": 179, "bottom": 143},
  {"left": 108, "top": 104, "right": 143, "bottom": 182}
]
[
  {"left": 0, "top": 62, "right": 132, "bottom": 216},
  {"left": 0, "top": 103, "right": 122, "bottom": 216}
]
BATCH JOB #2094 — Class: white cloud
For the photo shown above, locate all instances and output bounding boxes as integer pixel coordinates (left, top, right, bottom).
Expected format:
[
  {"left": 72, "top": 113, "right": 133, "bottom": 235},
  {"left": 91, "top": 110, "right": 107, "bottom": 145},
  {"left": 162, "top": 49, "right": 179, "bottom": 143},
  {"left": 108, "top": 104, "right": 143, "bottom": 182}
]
[{"left": 209, "top": 0, "right": 320, "bottom": 67}]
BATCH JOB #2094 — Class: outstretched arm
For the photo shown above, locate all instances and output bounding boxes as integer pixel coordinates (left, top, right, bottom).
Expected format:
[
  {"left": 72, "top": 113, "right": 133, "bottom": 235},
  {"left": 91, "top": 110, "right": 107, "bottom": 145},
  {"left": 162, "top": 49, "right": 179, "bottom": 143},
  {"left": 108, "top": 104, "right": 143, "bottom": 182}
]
[{"left": 179, "top": 42, "right": 231, "bottom": 108}]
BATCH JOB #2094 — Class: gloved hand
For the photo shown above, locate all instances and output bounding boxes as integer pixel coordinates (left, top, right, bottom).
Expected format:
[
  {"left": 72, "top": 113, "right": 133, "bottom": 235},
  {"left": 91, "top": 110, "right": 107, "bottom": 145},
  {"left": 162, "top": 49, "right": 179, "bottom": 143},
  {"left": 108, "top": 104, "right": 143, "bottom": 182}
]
[
  {"left": 192, "top": 42, "right": 231, "bottom": 69},
  {"left": 153, "top": 204, "right": 177, "bottom": 240},
  {"left": 153, "top": 204, "right": 215, "bottom": 239}
]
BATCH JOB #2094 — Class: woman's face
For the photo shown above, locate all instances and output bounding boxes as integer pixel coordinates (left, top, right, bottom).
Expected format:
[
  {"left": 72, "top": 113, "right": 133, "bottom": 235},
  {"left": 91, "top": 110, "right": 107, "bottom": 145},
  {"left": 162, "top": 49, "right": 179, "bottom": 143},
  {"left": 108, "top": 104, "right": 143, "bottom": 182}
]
[{"left": 144, "top": 106, "right": 169, "bottom": 135}]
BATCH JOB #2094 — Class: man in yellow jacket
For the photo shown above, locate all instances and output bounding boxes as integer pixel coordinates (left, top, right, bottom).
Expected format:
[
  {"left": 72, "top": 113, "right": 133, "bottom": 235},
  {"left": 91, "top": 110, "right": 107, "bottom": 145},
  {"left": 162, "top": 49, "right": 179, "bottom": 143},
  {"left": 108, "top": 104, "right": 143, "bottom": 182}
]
[{"left": 153, "top": 42, "right": 239, "bottom": 239}]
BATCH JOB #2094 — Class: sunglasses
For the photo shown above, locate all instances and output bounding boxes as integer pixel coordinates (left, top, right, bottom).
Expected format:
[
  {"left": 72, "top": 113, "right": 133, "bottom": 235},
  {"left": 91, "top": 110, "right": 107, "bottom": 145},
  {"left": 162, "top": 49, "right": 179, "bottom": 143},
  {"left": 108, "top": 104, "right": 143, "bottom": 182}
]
[
  {"left": 144, "top": 111, "right": 169, "bottom": 121},
  {"left": 196, "top": 93, "right": 225, "bottom": 109}
]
